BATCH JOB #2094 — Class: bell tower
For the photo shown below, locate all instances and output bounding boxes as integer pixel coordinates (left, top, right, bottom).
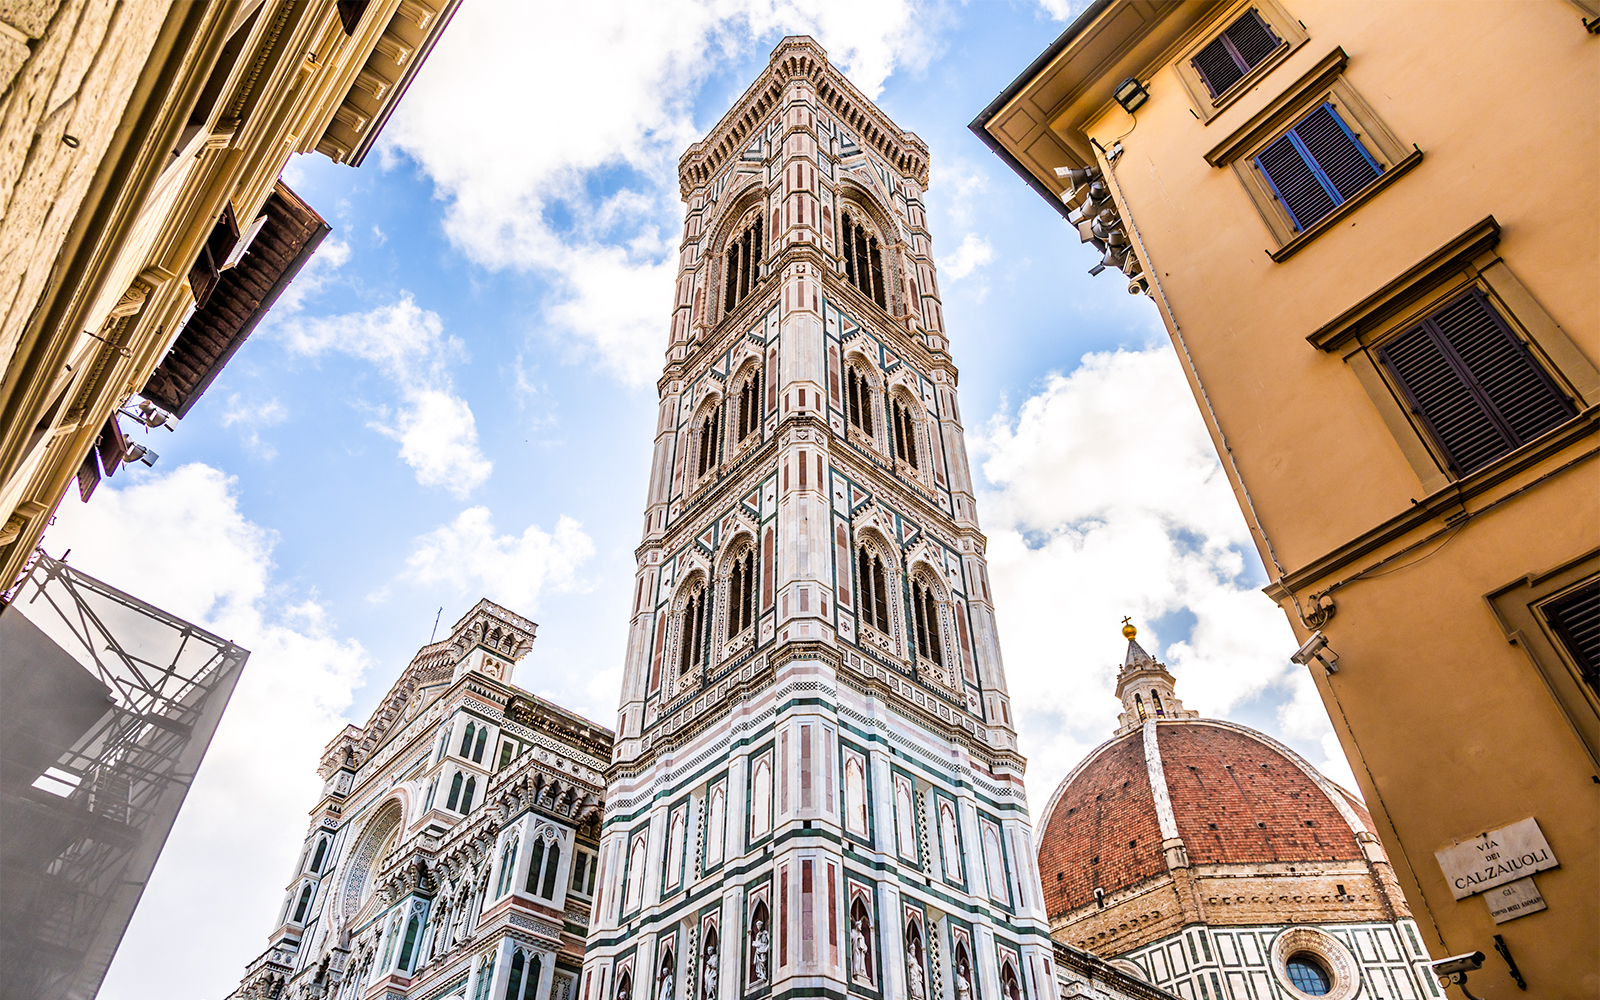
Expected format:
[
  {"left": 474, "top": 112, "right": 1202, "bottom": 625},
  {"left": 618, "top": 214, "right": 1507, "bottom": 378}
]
[{"left": 584, "top": 37, "right": 1054, "bottom": 1000}]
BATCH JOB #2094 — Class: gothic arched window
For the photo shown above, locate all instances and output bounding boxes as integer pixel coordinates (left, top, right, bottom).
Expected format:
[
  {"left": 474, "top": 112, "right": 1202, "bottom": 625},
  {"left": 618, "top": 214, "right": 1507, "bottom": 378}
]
[
  {"left": 845, "top": 366, "right": 875, "bottom": 436},
  {"left": 497, "top": 839, "right": 519, "bottom": 897},
  {"left": 857, "top": 548, "right": 891, "bottom": 635},
  {"left": 505, "top": 950, "right": 525, "bottom": 1000},
  {"left": 459, "top": 722, "right": 476, "bottom": 757},
  {"left": 526, "top": 839, "right": 547, "bottom": 895},
  {"left": 724, "top": 211, "right": 765, "bottom": 313},
  {"left": 890, "top": 397, "right": 919, "bottom": 469},
  {"left": 397, "top": 907, "right": 422, "bottom": 971},
  {"left": 292, "top": 883, "right": 314, "bottom": 923},
  {"left": 308, "top": 837, "right": 328, "bottom": 873},
  {"left": 696, "top": 405, "right": 722, "bottom": 480},
  {"left": 737, "top": 368, "right": 762, "bottom": 442},
  {"left": 1135, "top": 693, "right": 1147, "bottom": 720},
  {"left": 461, "top": 776, "right": 476, "bottom": 813},
  {"left": 912, "top": 579, "right": 942, "bottom": 668},
  {"left": 841, "top": 210, "right": 887, "bottom": 309},
  {"left": 1152, "top": 690, "right": 1165, "bottom": 716},
  {"left": 727, "top": 550, "right": 755, "bottom": 639},
  {"left": 679, "top": 583, "right": 711, "bottom": 677},
  {"left": 472, "top": 725, "right": 488, "bottom": 763},
  {"left": 541, "top": 842, "right": 562, "bottom": 899},
  {"left": 447, "top": 772, "right": 463, "bottom": 810}
]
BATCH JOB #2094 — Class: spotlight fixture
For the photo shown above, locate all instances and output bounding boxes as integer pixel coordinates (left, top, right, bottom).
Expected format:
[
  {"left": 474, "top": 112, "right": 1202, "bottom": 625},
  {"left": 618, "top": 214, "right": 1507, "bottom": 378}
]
[{"left": 1114, "top": 77, "right": 1149, "bottom": 114}]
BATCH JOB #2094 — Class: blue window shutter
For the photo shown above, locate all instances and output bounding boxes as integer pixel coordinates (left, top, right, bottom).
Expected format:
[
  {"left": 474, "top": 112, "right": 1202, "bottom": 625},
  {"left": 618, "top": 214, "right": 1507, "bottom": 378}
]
[
  {"left": 1255, "top": 103, "right": 1381, "bottom": 230},
  {"left": 1255, "top": 135, "right": 1335, "bottom": 230},
  {"left": 1291, "top": 104, "right": 1380, "bottom": 201}
]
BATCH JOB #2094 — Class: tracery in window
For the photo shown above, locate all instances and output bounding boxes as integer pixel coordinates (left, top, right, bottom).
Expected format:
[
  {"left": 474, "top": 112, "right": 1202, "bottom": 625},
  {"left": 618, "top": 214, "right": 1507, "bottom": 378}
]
[
  {"left": 857, "top": 547, "right": 891, "bottom": 635},
  {"left": 841, "top": 210, "right": 887, "bottom": 309},
  {"left": 911, "top": 578, "right": 942, "bottom": 668},
  {"left": 890, "top": 397, "right": 920, "bottom": 469},
  {"left": 679, "top": 581, "right": 711, "bottom": 677},
  {"left": 736, "top": 367, "right": 763, "bottom": 442},
  {"left": 845, "top": 365, "right": 875, "bottom": 436},
  {"left": 724, "top": 210, "right": 765, "bottom": 314},
  {"left": 696, "top": 404, "right": 722, "bottom": 480},
  {"left": 726, "top": 549, "right": 755, "bottom": 639}
]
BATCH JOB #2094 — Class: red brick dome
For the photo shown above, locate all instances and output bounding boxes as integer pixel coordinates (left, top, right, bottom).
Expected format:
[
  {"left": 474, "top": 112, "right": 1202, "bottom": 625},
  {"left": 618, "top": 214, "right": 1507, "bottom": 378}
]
[{"left": 1037, "top": 718, "right": 1375, "bottom": 923}]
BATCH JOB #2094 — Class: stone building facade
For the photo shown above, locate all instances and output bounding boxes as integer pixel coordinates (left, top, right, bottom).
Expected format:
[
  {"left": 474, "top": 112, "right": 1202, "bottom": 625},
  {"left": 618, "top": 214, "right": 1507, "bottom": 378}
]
[
  {"left": 582, "top": 35, "right": 1064, "bottom": 1000},
  {"left": 1036, "top": 626, "right": 1439, "bottom": 1000},
  {"left": 230, "top": 601, "right": 611, "bottom": 1000},
  {"left": 0, "top": 0, "right": 458, "bottom": 587}
]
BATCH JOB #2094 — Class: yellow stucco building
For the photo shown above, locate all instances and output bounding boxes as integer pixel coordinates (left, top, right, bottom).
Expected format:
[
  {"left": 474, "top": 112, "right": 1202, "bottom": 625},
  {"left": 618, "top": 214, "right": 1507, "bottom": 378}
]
[
  {"left": 973, "top": 1, "right": 1598, "bottom": 995},
  {"left": 0, "top": 0, "right": 458, "bottom": 590}
]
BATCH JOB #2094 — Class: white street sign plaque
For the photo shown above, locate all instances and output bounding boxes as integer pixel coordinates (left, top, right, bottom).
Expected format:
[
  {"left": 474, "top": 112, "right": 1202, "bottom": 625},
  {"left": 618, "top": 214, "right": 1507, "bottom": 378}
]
[
  {"left": 1435, "top": 817, "right": 1559, "bottom": 900},
  {"left": 1486, "top": 876, "right": 1546, "bottom": 924}
]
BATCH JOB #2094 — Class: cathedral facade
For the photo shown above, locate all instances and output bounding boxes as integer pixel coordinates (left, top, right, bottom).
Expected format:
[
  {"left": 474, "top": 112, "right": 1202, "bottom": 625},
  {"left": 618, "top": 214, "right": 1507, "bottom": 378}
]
[
  {"left": 1036, "top": 626, "right": 1441, "bottom": 1000},
  {"left": 581, "top": 36, "right": 1057, "bottom": 1000},
  {"left": 230, "top": 602, "right": 611, "bottom": 1000}
]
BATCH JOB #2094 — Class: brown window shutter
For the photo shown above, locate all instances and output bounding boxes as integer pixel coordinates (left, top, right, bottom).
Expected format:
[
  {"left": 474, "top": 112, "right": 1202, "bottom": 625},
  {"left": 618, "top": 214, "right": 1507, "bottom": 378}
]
[
  {"left": 1546, "top": 580, "right": 1600, "bottom": 698},
  {"left": 1379, "top": 292, "right": 1574, "bottom": 476}
]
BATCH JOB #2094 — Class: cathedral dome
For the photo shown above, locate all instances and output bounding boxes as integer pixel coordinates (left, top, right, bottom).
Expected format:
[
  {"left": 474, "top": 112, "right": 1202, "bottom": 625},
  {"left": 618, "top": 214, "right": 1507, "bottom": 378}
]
[
  {"left": 1037, "top": 715, "right": 1374, "bottom": 922},
  {"left": 1034, "top": 624, "right": 1408, "bottom": 971}
]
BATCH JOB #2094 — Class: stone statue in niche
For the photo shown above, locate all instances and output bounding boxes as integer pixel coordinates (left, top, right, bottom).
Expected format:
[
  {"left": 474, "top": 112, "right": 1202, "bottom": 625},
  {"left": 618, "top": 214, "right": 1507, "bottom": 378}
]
[
  {"left": 750, "top": 914, "right": 770, "bottom": 985},
  {"left": 954, "top": 947, "right": 973, "bottom": 1000},
  {"left": 851, "top": 916, "right": 871, "bottom": 983},
  {"left": 657, "top": 963, "right": 674, "bottom": 1000},
  {"left": 904, "top": 921, "right": 927, "bottom": 1000},
  {"left": 701, "top": 937, "right": 718, "bottom": 999}
]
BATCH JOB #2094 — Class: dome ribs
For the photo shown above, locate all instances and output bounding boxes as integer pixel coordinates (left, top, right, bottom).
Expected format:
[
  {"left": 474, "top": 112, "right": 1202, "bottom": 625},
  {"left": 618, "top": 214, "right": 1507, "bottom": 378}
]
[
  {"left": 1155, "top": 724, "right": 1364, "bottom": 867},
  {"left": 1037, "top": 734, "right": 1165, "bottom": 921}
]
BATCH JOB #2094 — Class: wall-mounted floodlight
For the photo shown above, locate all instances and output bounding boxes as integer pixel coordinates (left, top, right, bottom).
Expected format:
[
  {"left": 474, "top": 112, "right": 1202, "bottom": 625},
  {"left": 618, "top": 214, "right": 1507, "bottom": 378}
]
[{"left": 1113, "top": 78, "right": 1149, "bottom": 113}]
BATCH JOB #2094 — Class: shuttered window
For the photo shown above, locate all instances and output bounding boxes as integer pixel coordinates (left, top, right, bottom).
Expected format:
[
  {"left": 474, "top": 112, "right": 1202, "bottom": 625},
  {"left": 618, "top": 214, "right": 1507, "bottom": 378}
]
[
  {"left": 1378, "top": 291, "right": 1575, "bottom": 476},
  {"left": 1191, "top": 9, "right": 1283, "bottom": 97},
  {"left": 1545, "top": 581, "right": 1600, "bottom": 699},
  {"left": 1254, "top": 104, "right": 1381, "bottom": 231}
]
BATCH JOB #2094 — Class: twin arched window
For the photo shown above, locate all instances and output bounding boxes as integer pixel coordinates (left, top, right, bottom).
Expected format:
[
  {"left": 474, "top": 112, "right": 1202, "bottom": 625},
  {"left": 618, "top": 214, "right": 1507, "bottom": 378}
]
[
  {"left": 857, "top": 549, "right": 890, "bottom": 635},
  {"left": 911, "top": 580, "right": 942, "bottom": 668},
  {"left": 727, "top": 550, "right": 755, "bottom": 639},
  {"left": 446, "top": 772, "right": 476, "bottom": 813},
  {"left": 841, "top": 210, "right": 887, "bottom": 309},
  {"left": 678, "top": 584, "right": 711, "bottom": 677},
  {"left": 525, "top": 836, "right": 562, "bottom": 900},
  {"left": 890, "top": 397, "right": 920, "bottom": 469},
  {"left": 505, "top": 949, "right": 543, "bottom": 1000},
  {"left": 736, "top": 370, "right": 762, "bottom": 442},
  {"left": 724, "top": 212, "right": 765, "bottom": 313},
  {"left": 845, "top": 366, "right": 874, "bottom": 435},
  {"left": 291, "top": 882, "right": 314, "bottom": 923},
  {"left": 459, "top": 722, "right": 487, "bottom": 763},
  {"left": 696, "top": 406, "right": 722, "bottom": 479}
]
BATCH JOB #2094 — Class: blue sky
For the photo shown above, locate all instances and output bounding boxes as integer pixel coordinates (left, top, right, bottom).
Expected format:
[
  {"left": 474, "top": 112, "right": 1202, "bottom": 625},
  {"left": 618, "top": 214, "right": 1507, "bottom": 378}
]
[{"left": 48, "top": 3, "right": 1353, "bottom": 997}]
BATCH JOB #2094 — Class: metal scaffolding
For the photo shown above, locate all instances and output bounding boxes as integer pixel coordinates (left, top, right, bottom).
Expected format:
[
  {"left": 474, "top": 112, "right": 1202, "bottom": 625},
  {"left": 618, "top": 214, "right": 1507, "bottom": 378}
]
[{"left": 0, "top": 551, "right": 248, "bottom": 1000}]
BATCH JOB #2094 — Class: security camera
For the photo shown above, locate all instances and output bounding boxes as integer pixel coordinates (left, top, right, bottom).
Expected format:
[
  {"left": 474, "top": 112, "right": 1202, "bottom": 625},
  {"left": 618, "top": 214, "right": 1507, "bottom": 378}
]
[
  {"left": 1431, "top": 952, "right": 1484, "bottom": 977},
  {"left": 1290, "top": 632, "right": 1328, "bottom": 666}
]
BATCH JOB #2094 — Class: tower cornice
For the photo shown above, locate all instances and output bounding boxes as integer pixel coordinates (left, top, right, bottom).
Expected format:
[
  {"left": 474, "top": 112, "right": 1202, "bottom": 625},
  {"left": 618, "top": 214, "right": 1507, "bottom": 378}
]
[{"left": 677, "top": 35, "right": 930, "bottom": 198}]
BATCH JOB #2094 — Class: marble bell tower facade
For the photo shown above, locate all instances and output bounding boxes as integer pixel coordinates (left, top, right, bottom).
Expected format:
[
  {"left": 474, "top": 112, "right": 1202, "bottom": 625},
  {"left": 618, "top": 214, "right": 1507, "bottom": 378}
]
[{"left": 582, "top": 36, "right": 1056, "bottom": 1000}]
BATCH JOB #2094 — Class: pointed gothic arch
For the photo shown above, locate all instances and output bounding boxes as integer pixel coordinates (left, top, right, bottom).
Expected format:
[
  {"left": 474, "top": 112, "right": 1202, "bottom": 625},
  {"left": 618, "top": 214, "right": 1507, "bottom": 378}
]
[
  {"left": 887, "top": 386, "right": 924, "bottom": 473},
  {"left": 729, "top": 356, "right": 765, "bottom": 447},
  {"left": 841, "top": 347, "right": 883, "bottom": 447},
  {"left": 672, "top": 569, "right": 713, "bottom": 687},
  {"left": 717, "top": 199, "right": 768, "bottom": 321},
  {"left": 853, "top": 527, "right": 900, "bottom": 649},
  {"left": 718, "top": 532, "right": 758, "bottom": 649},
  {"left": 688, "top": 393, "right": 725, "bottom": 486}
]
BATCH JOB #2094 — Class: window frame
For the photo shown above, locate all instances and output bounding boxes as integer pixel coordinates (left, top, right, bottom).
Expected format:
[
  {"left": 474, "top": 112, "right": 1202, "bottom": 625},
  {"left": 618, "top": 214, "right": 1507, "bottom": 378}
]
[
  {"left": 1313, "top": 217, "right": 1597, "bottom": 493},
  {"left": 1204, "top": 48, "right": 1421, "bottom": 260},
  {"left": 1173, "top": 0, "right": 1309, "bottom": 123},
  {"left": 1487, "top": 550, "right": 1600, "bottom": 768}
]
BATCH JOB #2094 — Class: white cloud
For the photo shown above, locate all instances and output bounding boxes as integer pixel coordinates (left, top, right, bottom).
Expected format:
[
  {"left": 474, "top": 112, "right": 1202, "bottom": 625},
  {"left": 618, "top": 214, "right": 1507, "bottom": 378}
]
[
  {"left": 384, "top": 0, "right": 937, "bottom": 383},
  {"left": 282, "top": 294, "right": 492, "bottom": 497},
  {"left": 1034, "top": 0, "right": 1093, "bottom": 22},
  {"left": 42, "top": 464, "right": 369, "bottom": 1000},
  {"left": 401, "top": 506, "right": 596, "bottom": 615},
  {"left": 937, "top": 232, "right": 994, "bottom": 280},
  {"left": 270, "top": 234, "right": 349, "bottom": 316},
  {"left": 972, "top": 344, "right": 1349, "bottom": 811},
  {"left": 220, "top": 394, "right": 288, "bottom": 458},
  {"left": 929, "top": 157, "right": 989, "bottom": 230}
]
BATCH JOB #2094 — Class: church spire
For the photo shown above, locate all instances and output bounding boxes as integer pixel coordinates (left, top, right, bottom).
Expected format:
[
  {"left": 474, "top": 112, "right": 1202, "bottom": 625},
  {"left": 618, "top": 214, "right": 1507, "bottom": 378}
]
[{"left": 1114, "top": 620, "right": 1198, "bottom": 734}]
